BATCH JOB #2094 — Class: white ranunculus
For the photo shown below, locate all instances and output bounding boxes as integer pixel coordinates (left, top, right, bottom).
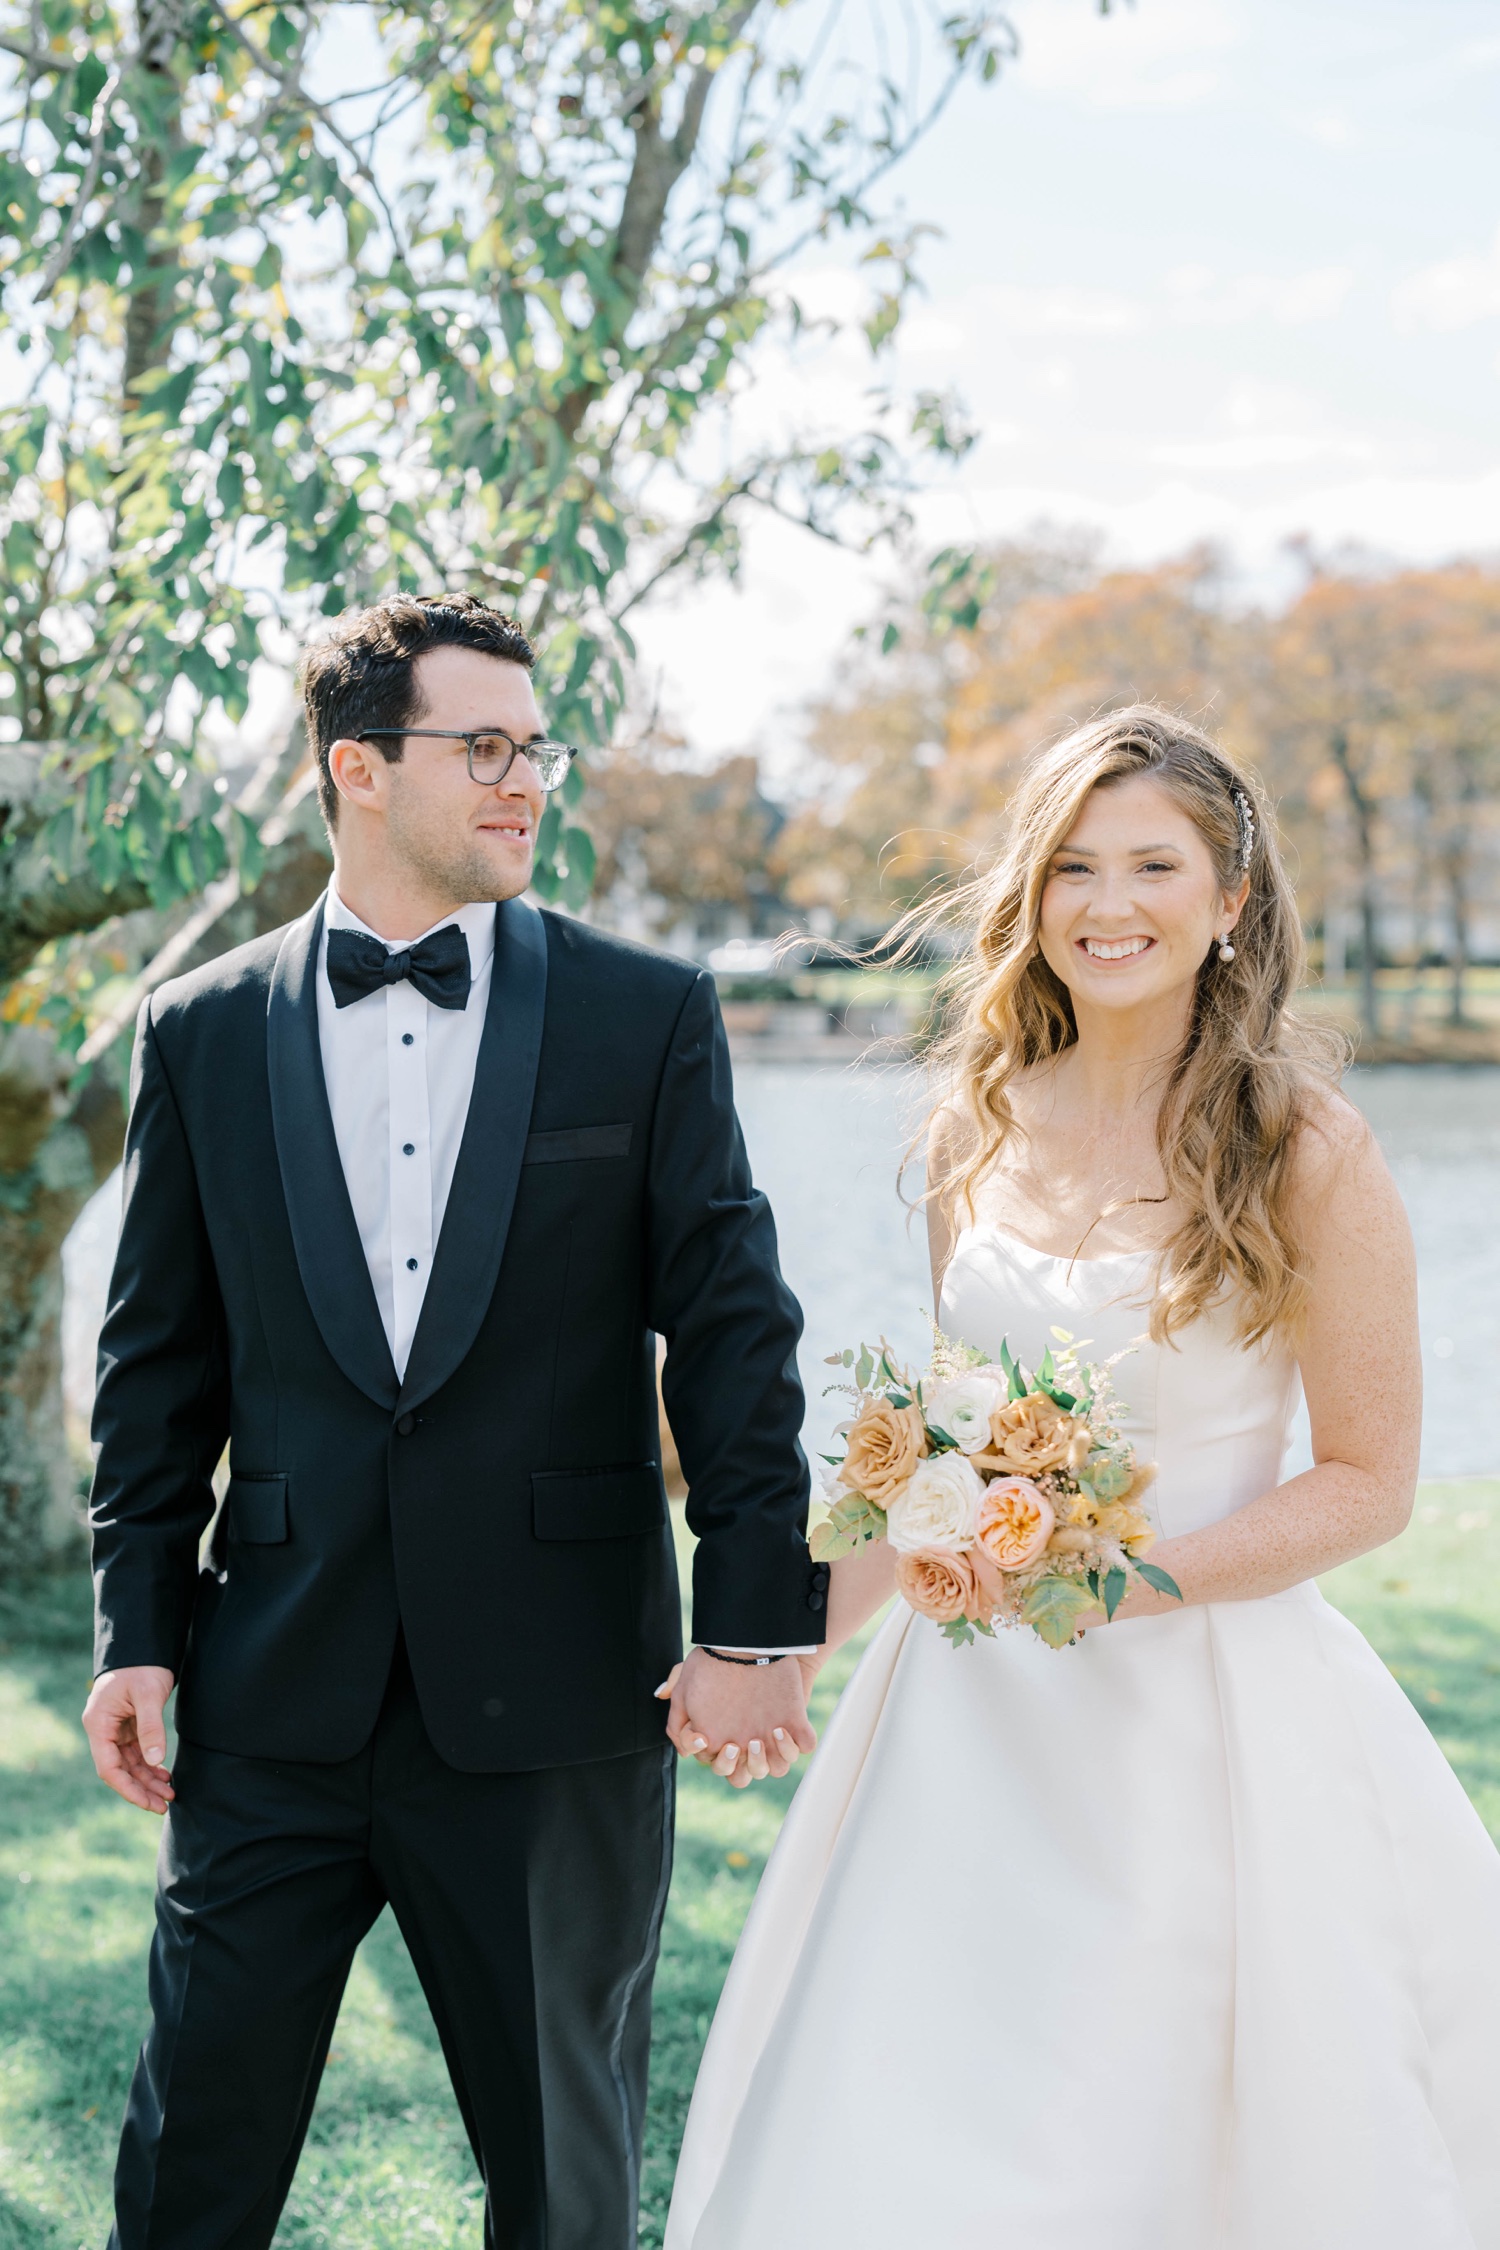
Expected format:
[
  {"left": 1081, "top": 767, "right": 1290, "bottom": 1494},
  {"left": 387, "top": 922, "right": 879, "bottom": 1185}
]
[
  {"left": 922, "top": 1372, "right": 1005, "bottom": 1455},
  {"left": 887, "top": 1451, "right": 984, "bottom": 1555}
]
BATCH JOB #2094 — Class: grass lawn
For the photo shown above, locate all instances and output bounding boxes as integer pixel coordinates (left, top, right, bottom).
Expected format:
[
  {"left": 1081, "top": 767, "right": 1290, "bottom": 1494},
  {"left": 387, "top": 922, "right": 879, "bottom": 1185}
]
[{"left": 3, "top": 1481, "right": 1498, "bottom": 2250}]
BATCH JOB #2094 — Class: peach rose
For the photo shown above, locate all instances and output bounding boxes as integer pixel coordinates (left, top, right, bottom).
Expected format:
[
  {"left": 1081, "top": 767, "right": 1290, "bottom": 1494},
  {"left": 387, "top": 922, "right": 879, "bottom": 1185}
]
[
  {"left": 976, "top": 1476, "right": 1056, "bottom": 1573},
  {"left": 837, "top": 1397, "right": 928, "bottom": 1508},
  {"left": 895, "top": 1547, "right": 981, "bottom": 1625},
  {"left": 985, "top": 1390, "right": 1077, "bottom": 1474}
]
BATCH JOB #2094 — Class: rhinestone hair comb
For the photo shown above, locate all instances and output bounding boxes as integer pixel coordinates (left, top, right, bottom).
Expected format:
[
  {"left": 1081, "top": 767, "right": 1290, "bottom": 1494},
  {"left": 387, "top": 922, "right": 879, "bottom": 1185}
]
[{"left": 1231, "top": 787, "right": 1255, "bottom": 872}]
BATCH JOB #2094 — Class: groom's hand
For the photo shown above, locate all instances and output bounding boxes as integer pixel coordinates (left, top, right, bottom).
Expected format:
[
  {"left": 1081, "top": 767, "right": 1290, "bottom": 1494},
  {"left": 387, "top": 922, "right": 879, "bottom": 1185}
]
[
  {"left": 82, "top": 1666, "right": 176, "bottom": 1814},
  {"left": 660, "top": 1651, "right": 817, "bottom": 1789}
]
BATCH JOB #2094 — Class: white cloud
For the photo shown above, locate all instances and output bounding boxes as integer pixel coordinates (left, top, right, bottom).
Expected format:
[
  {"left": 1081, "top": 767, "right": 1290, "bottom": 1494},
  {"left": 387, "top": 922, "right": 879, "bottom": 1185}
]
[
  {"left": 899, "top": 311, "right": 967, "bottom": 355},
  {"left": 1157, "top": 433, "right": 1382, "bottom": 473},
  {"left": 1391, "top": 227, "right": 1500, "bottom": 332},
  {"left": 977, "top": 283, "right": 1143, "bottom": 337},
  {"left": 1284, "top": 108, "right": 1357, "bottom": 150},
  {"left": 1164, "top": 264, "right": 1354, "bottom": 326},
  {"left": 1009, "top": 0, "right": 1240, "bottom": 112}
]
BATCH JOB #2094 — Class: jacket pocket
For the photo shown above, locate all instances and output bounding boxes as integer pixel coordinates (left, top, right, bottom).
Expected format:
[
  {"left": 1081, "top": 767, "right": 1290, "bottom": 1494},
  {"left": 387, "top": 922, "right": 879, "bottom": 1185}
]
[
  {"left": 523, "top": 1124, "right": 632, "bottom": 1165},
  {"left": 532, "top": 1464, "right": 666, "bottom": 1541},
  {"left": 226, "top": 1473, "right": 289, "bottom": 1545}
]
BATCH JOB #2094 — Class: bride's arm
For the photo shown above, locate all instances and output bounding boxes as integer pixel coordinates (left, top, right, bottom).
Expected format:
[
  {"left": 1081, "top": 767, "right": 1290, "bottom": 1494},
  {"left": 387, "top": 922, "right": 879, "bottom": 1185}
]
[
  {"left": 1097, "top": 1094, "right": 1421, "bottom": 1622},
  {"left": 804, "top": 1538, "right": 900, "bottom": 1678},
  {"left": 802, "top": 1115, "right": 963, "bottom": 1677}
]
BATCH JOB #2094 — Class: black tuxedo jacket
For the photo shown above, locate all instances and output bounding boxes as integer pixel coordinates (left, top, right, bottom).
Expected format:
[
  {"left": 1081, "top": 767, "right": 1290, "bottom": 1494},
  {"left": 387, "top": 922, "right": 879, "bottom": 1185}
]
[{"left": 89, "top": 896, "right": 825, "bottom": 1771}]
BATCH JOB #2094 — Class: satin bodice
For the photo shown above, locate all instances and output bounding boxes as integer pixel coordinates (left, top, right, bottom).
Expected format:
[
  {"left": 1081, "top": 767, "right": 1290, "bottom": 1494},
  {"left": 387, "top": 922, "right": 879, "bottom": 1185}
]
[{"left": 938, "top": 1223, "right": 1303, "bottom": 1540}]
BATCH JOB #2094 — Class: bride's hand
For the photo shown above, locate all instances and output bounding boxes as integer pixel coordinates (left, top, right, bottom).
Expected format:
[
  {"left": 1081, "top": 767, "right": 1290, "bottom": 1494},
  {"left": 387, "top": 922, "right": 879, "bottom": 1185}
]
[{"left": 655, "top": 1653, "right": 824, "bottom": 1785}]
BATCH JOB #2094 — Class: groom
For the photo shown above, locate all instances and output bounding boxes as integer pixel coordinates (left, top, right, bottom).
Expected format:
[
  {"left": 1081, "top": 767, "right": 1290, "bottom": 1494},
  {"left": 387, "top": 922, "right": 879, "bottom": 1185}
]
[{"left": 83, "top": 591, "right": 828, "bottom": 2250}]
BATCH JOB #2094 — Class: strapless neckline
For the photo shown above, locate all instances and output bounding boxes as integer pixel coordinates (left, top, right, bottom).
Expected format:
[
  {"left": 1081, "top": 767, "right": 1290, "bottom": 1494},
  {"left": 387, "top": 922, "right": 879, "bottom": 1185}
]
[{"left": 960, "top": 1218, "right": 1159, "bottom": 1269}]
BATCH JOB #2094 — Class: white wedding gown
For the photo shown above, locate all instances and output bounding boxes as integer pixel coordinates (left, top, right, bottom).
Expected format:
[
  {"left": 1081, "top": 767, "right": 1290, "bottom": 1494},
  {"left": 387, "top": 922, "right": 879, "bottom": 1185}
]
[{"left": 666, "top": 1225, "right": 1500, "bottom": 2249}]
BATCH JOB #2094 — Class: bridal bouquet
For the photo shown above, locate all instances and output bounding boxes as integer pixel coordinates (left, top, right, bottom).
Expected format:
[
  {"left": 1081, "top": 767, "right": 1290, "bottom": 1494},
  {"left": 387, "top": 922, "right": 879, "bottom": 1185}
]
[{"left": 812, "top": 1327, "right": 1180, "bottom": 1649}]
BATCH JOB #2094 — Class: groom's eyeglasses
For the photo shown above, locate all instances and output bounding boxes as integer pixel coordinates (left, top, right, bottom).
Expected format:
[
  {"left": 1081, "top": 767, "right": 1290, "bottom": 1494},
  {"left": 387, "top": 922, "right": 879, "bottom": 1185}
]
[{"left": 356, "top": 729, "right": 577, "bottom": 793}]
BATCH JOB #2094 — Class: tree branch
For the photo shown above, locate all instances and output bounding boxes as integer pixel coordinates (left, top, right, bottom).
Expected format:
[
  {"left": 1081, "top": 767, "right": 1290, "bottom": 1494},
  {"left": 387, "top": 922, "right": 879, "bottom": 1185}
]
[{"left": 36, "top": 64, "right": 120, "bottom": 299}]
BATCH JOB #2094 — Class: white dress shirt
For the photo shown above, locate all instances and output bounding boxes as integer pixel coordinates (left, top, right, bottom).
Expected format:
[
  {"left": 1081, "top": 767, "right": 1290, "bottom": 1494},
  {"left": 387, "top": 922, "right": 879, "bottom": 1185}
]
[
  {"left": 317, "top": 882, "right": 496, "bottom": 1381},
  {"left": 316, "top": 881, "right": 808, "bottom": 1653}
]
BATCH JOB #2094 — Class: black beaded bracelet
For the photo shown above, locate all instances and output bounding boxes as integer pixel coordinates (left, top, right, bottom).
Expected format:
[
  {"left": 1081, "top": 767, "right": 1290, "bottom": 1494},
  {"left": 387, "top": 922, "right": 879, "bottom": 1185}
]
[{"left": 698, "top": 1647, "right": 788, "bottom": 1667}]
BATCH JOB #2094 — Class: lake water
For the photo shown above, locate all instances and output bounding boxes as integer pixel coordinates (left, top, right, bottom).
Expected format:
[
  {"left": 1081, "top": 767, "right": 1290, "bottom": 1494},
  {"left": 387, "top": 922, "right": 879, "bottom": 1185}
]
[{"left": 63, "top": 1063, "right": 1499, "bottom": 1479}]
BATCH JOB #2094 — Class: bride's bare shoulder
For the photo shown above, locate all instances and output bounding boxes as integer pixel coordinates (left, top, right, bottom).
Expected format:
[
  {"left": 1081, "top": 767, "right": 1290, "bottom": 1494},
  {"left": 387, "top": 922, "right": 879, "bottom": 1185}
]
[{"left": 1286, "top": 1082, "right": 1406, "bottom": 1252}]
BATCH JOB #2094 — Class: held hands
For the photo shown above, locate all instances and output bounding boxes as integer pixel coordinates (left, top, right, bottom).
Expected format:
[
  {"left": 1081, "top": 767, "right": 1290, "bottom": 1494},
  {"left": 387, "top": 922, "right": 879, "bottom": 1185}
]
[
  {"left": 656, "top": 1649, "right": 820, "bottom": 1789},
  {"left": 82, "top": 1666, "right": 176, "bottom": 1814}
]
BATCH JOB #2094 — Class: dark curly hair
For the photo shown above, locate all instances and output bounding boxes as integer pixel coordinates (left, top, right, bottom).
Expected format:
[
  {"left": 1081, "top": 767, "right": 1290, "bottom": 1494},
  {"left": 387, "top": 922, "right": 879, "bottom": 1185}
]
[{"left": 300, "top": 592, "right": 535, "bottom": 826}]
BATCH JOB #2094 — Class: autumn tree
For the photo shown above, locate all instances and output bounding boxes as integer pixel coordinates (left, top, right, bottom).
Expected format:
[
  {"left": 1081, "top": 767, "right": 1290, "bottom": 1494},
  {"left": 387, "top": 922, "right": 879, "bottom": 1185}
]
[
  {"left": 1378, "top": 568, "right": 1500, "bottom": 1026},
  {"left": 583, "top": 741, "right": 782, "bottom": 943},
  {"left": 772, "top": 532, "right": 1102, "bottom": 928},
  {"left": 1259, "top": 569, "right": 1459, "bottom": 1042}
]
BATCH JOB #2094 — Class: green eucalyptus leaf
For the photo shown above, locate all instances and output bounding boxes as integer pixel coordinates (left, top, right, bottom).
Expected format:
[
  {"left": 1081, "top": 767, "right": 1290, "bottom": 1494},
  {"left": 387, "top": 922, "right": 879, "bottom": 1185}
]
[{"left": 1136, "top": 1563, "right": 1184, "bottom": 1602}]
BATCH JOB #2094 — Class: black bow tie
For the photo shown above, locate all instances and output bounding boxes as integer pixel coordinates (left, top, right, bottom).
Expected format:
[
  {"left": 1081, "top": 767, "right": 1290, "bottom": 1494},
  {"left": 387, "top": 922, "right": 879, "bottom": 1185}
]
[{"left": 326, "top": 923, "right": 472, "bottom": 1012}]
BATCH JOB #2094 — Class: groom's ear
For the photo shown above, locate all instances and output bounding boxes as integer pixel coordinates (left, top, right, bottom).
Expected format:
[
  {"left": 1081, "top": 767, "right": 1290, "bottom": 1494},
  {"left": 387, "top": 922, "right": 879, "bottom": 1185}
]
[{"left": 327, "top": 735, "right": 389, "bottom": 821}]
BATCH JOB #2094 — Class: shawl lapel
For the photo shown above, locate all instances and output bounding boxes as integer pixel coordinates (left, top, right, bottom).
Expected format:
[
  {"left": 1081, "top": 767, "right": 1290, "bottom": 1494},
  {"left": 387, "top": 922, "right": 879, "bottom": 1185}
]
[
  {"left": 266, "top": 897, "right": 400, "bottom": 1411},
  {"left": 398, "top": 895, "right": 548, "bottom": 1416}
]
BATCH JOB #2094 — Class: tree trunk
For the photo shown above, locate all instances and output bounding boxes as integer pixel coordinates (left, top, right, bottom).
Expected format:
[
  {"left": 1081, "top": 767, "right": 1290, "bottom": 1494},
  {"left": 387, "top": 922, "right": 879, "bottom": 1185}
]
[
  {"left": 0, "top": 826, "right": 331, "bottom": 1579},
  {"left": 0, "top": 1036, "right": 125, "bottom": 1574},
  {"left": 1329, "top": 729, "right": 1380, "bottom": 1044},
  {"left": 1444, "top": 842, "right": 1470, "bottom": 1028}
]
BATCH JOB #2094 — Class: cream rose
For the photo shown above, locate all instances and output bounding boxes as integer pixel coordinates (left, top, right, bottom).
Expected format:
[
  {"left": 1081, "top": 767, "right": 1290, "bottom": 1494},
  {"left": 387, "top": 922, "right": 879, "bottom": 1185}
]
[
  {"left": 976, "top": 1476, "right": 1056, "bottom": 1573},
  {"left": 886, "top": 1451, "right": 984, "bottom": 1555},
  {"left": 895, "top": 1548, "right": 980, "bottom": 1625},
  {"left": 985, "top": 1390, "right": 1078, "bottom": 1475},
  {"left": 837, "top": 1397, "right": 927, "bottom": 1508},
  {"left": 923, "top": 1372, "right": 1006, "bottom": 1455}
]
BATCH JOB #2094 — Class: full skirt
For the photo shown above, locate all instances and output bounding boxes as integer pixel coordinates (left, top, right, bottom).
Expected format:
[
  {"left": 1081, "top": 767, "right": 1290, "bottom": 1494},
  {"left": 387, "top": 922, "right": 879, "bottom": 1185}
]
[{"left": 667, "top": 1586, "right": 1500, "bottom": 2249}]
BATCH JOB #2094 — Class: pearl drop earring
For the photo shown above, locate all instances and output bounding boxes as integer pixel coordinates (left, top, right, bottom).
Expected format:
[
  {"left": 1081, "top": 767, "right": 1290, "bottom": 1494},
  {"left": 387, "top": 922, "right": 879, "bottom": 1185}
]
[{"left": 1218, "top": 935, "right": 1235, "bottom": 963}]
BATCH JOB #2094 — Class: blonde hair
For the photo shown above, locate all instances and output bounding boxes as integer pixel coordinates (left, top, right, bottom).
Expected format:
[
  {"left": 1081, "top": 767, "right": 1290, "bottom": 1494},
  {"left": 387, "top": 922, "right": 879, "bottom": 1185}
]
[{"left": 913, "top": 704, "right": 1347, "bottom": 1345}]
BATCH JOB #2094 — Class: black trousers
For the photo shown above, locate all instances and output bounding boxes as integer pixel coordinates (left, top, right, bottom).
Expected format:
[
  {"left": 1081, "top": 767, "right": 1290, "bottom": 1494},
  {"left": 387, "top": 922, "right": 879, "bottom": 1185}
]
[{"left": 109, "top": 1638, "right": 675, "bottom": 2250}]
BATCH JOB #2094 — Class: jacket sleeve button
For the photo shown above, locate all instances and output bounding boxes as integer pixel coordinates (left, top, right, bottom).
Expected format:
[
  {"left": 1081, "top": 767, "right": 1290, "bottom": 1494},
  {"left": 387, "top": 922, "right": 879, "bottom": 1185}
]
[{"left": 807, "top": 1590, "right": 826, "bottom": 1611}]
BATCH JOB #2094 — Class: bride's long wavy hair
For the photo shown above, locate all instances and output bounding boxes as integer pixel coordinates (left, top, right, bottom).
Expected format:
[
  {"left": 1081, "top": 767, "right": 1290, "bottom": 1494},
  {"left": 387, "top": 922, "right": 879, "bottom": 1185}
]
[{"left": 911, "top": 705, "right": 1348, "bottom": 1345}]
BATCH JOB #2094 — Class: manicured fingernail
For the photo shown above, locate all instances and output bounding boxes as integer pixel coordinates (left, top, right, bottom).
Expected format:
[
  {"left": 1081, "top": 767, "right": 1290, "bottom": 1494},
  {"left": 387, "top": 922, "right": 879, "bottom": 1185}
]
[
  {"left": 692, "top": 1736, "right": 706, "bottom": 1751},
  {"left": 772, "top": 1727, "right": 786, "bottom": 1741},
  {"left": 653, "top": 1681, "right": 669, "bottom": 1696},
  {"left": 749, "top": 1740, "right": 762, "bottom": 1755}
]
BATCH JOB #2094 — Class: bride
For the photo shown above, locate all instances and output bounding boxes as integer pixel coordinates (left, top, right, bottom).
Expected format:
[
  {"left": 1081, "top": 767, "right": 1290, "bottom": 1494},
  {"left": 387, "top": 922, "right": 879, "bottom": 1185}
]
[{"left": 665, "top": 705, "right": 1500, "bottom": 2249}]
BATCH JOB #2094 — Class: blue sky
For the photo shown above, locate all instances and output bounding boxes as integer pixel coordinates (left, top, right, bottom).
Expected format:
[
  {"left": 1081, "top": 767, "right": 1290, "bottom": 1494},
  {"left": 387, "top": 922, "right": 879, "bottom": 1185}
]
[{"left": 631, "top": 0, "right": 1500, "bottom": 754}]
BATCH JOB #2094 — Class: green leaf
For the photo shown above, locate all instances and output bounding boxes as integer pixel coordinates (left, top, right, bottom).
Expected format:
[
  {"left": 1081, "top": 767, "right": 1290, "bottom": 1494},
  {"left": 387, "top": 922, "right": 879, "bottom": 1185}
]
[
  {"left": 1081, "top": 1451, "right": 1131, "bottom": 1501},
  {"left": 940, "top": 1617, "right": 976, "bottom": 1649},
  {"left": 1103, "top": 1565, "right": 1126, "bottom": 1620},
  {"left": 232, "top": 806, "right": 265, "bottom": 891},
  {"left": 998, "top": 1339, "right": 1027, "bottom": 1402},
  {"left": 811, "top": 1488, "right": 887, "bottom": 1561},
  {"left": 1135, "top": 1563, "right": 1184, "bottom": 1602},
  {"left": 854, "top": 1345, "right": 874, "bottom": 1390},
  {"left": 1020, "top": 1576, "right": 1098, "bottom": 1650}
]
